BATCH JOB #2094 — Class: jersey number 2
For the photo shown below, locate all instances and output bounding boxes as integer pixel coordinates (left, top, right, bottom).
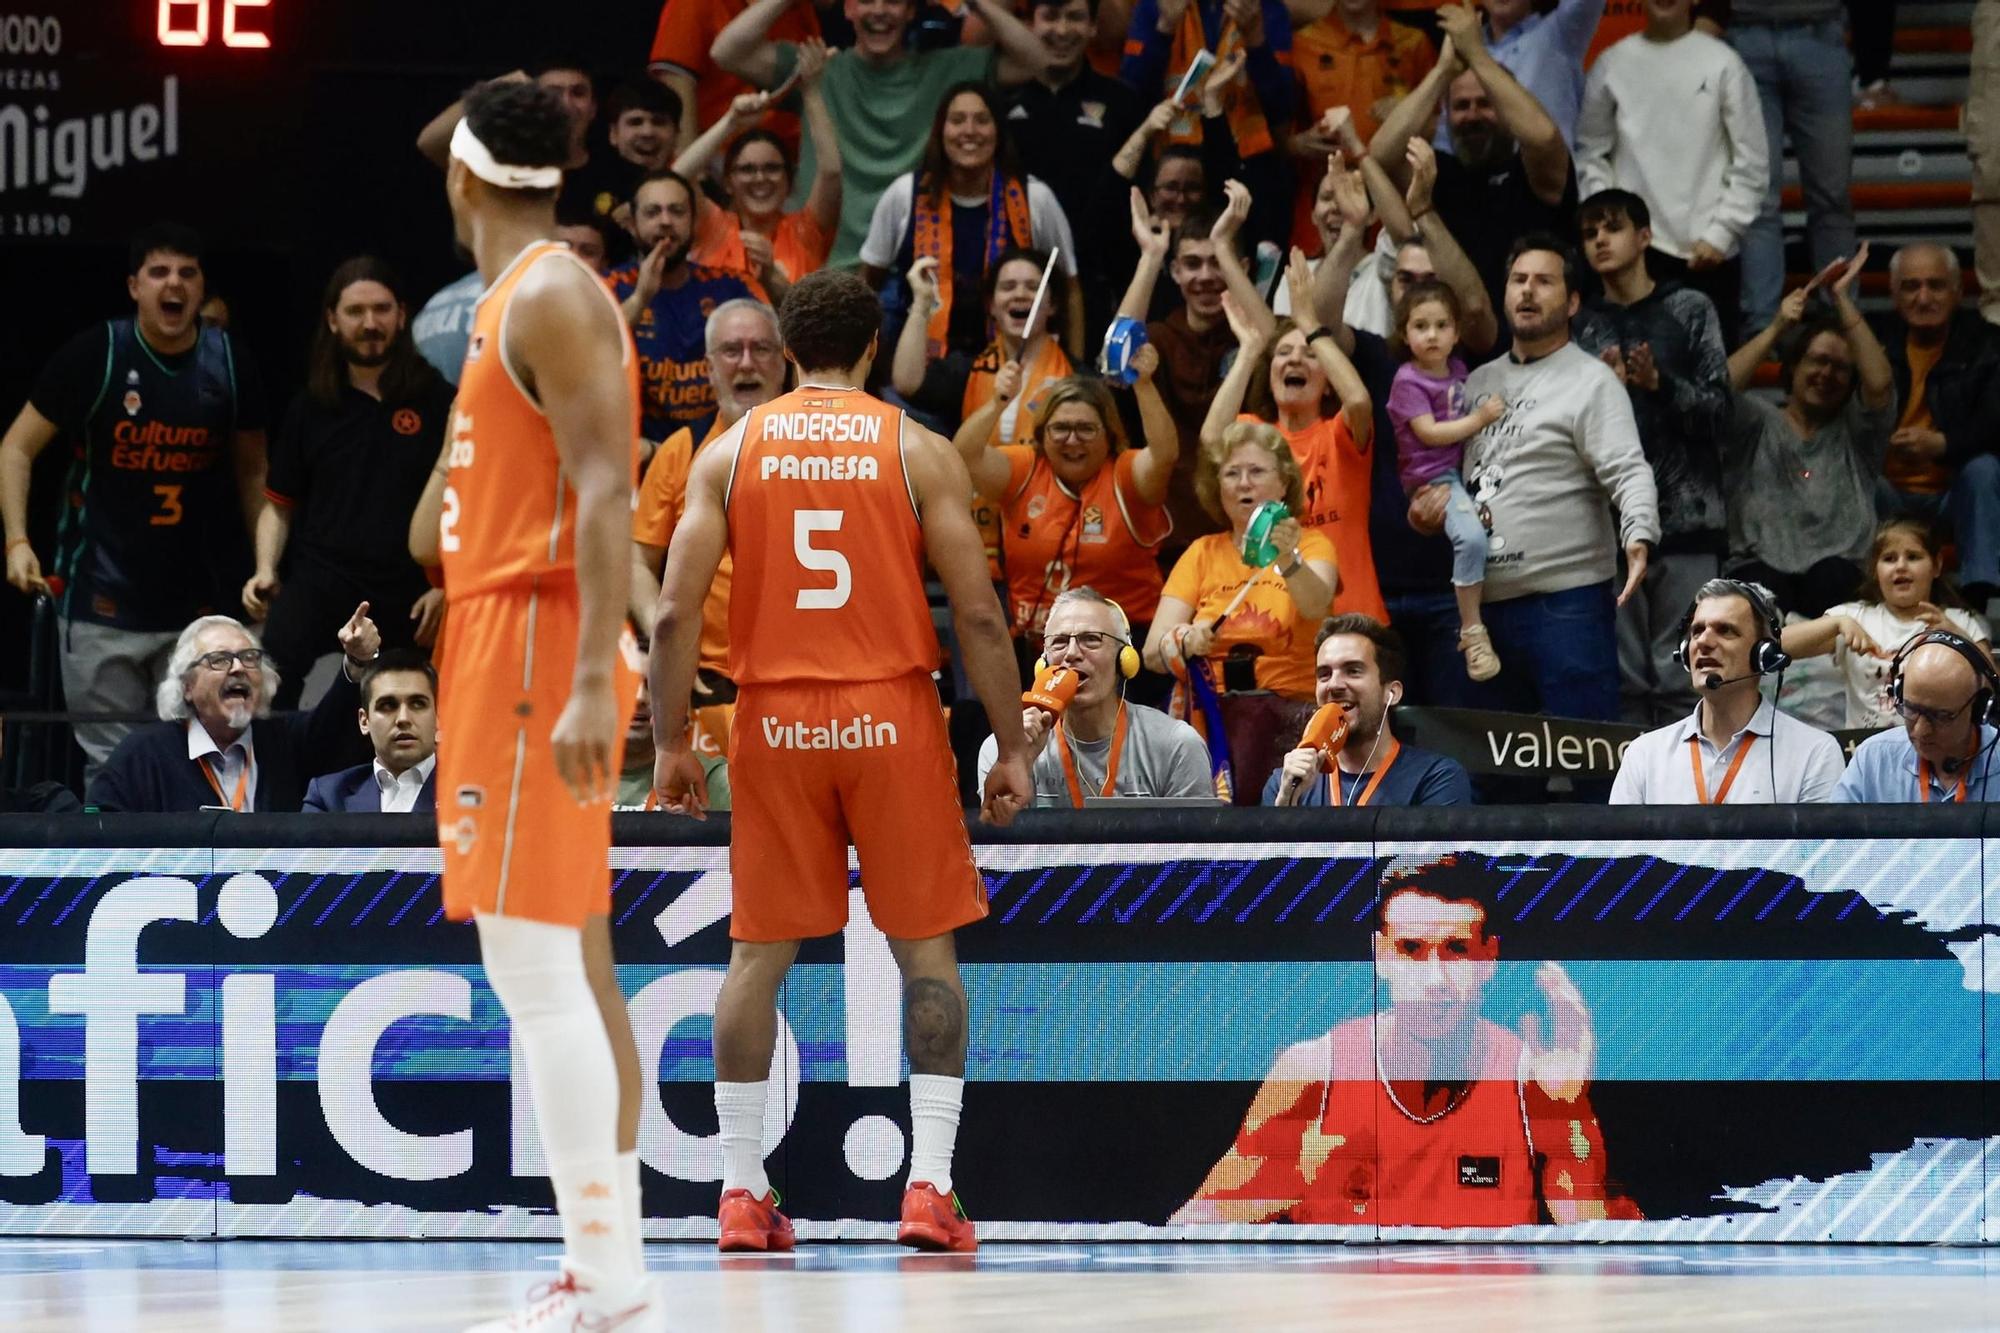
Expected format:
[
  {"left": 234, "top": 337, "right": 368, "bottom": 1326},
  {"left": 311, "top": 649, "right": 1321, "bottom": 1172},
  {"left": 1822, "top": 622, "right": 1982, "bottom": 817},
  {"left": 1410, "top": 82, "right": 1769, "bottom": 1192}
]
[
  {"left": 439, "top": 485, "right": 461, "bottom": 553},
  {"left": 793, "top": 509, "right": 850, "bottom": 610}
]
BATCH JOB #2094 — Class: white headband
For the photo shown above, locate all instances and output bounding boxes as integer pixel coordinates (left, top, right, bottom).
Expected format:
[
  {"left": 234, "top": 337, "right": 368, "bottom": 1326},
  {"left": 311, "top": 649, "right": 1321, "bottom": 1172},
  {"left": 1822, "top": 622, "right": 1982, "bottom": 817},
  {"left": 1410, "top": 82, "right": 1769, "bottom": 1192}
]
[{"left": 450, "top": 118, "right": 563, "bottom": 191}]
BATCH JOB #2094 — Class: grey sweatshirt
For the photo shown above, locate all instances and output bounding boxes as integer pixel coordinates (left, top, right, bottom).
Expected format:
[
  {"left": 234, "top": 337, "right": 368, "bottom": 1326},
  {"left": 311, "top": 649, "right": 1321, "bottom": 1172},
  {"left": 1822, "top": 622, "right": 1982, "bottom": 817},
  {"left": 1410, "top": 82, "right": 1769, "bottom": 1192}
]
[{"left": 1463, "top": 341, "right": 1661, "bottom": 602}]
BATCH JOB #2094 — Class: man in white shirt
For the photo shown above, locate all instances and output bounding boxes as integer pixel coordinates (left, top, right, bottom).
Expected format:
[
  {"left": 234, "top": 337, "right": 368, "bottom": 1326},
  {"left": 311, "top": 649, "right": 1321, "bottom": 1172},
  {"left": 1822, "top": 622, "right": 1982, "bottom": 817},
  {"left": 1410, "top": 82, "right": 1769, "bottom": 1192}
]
[
  {"left": 1610, "top": 579, "right": 1844, "bottom": 803},
  {"left": 1574, "top": 0, "right": 1769, "bottom": 342},
  {"left": 303, "top": 651, "right": 440, "bottom": 813},
  {"left": 977, "top": 588, "right": 1214, "bottom": 805}
]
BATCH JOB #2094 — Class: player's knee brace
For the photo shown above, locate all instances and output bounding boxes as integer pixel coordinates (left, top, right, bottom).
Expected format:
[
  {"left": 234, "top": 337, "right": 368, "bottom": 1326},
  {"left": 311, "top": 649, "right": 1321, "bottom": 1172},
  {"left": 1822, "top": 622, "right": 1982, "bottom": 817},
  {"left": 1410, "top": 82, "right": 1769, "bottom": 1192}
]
[{"left": 474, "top": 913, "right": 599, "bottom": 1025}]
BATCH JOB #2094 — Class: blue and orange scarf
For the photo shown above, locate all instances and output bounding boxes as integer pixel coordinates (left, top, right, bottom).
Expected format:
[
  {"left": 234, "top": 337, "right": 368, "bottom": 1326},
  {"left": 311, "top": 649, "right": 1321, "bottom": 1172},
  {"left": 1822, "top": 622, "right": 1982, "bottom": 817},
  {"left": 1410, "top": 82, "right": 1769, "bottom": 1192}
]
[{"left": 912, "top": 170, "right": 1034, "bottom": 361}]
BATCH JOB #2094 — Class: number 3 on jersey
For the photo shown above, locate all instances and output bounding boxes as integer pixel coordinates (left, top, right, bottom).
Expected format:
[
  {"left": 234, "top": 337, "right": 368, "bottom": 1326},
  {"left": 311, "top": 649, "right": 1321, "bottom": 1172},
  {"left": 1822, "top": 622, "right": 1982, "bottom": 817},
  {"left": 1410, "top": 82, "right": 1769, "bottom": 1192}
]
[{"left": 793, "top": 509, "right": 850, "bottom": 610}]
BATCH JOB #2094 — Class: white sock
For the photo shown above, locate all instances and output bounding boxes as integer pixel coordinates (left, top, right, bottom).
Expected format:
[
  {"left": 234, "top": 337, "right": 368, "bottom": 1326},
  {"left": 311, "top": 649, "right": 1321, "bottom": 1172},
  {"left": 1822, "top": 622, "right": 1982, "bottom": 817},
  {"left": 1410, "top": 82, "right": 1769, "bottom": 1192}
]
[
  {"left": 715, "top": 1080, "right": 771, "bottom": 1198},
  {"left": 476, "top": 914, "right": 641, "bottom": 1296},
  {"left": 908, "top": 1074, "right": 963, "bottom": 1197},
  {"left": 617, "top": 1149, "right": 644, "bottom": 1275}
]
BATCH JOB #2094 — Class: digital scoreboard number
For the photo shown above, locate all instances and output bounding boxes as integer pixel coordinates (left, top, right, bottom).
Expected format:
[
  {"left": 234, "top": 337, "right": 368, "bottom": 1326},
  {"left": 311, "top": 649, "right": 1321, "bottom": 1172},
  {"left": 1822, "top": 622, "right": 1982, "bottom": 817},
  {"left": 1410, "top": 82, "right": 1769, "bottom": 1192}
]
[{"left": 156, "top": 0, "right": 272, "bottom": 48}]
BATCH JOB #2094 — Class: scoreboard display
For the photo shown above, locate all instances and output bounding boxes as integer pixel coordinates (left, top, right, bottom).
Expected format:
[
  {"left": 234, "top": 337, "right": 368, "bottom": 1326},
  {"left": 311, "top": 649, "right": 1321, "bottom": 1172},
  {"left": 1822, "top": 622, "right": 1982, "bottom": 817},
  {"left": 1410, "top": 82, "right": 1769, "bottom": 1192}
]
[{"left": 0, "top": 0, "right": 306, "bottom": 243}]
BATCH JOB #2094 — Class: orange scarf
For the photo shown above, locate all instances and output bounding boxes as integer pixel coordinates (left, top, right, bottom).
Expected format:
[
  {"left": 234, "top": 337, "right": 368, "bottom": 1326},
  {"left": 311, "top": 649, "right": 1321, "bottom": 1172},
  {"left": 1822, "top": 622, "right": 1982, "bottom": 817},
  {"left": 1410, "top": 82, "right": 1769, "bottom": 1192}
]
[
  {"left": 964, "top": 336, "right": 1074, "bottom": 445},
  {"left": 1166, "top": 10, "right": 1275, "bottom": 158},
  {"left": 912, "top": 171, "right": 1034, "bottom": 360}
]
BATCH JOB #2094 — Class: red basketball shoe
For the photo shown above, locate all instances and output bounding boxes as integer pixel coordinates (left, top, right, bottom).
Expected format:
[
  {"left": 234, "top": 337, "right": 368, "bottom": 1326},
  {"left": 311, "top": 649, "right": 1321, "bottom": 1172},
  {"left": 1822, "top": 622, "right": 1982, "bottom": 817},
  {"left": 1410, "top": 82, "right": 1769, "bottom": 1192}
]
[
  {"left": 717, "top": 1187, "right": 796, "bottom": 1253},
  {"left": 897, "top": 1182, "right": 978, "bottom": 1252}
]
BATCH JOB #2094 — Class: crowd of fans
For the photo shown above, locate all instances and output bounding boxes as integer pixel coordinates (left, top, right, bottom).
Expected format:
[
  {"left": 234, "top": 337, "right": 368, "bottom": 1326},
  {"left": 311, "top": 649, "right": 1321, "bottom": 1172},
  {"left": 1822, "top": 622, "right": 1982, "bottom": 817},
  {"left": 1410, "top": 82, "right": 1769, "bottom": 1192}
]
[{"left": 2, "top": 0, "right": 1997, "bottom": 813}]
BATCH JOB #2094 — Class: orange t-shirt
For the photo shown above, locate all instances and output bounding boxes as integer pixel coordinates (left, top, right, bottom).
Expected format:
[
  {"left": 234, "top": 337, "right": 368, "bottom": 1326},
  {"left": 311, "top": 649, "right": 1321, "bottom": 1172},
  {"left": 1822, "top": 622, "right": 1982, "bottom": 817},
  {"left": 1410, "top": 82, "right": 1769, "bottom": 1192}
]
[
  {"left": 997, "top": 444, "right": 1171, "bottom": 636},
  {"left": 1162, "top": 527, "right": 1337, "bottom": 700},
  {"left": 1246, "top": 412, "right": 1388, "bottom": 623},
  {"left": 691, "top": 202, "right": 833, "bottom": 298},
  {"left": 1292, "top": 16, "right": 1436, "bottom": 145},
  {"left": 1888, "top": 338, "right": 1949, "bottom": 495},
  {"left": 647, "top": 0, "right": 816, "bottom": 146},
  {"left": 634, "top": 418, "right": 733, "bottom": 675},
  {"left": 724, "top": 384, "right": 938, "bottom": 685},
  {"left": 961, "top": 338, "right": 1074, "bottom": 578},
  {"left": 442, "top": 242, "right": 639, "bottom": 601}
]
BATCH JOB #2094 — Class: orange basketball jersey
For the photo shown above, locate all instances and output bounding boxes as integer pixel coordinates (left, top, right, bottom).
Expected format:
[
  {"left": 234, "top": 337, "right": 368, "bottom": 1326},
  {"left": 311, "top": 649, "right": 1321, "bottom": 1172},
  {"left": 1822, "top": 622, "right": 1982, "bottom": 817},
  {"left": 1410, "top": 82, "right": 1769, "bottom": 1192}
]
[
  {"left": 441, "top": 241, "right": 640, "bottom": 599},
  {"left": 723, "top": 383, "right": 937, "bottom": 685}
]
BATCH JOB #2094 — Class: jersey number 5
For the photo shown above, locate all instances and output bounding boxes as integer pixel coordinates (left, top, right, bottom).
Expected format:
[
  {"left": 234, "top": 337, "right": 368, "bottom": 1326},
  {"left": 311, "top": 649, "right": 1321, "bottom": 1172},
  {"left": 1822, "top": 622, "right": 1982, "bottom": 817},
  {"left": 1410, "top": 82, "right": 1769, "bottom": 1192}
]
[{"left": 793, "top": 509, "right": 850, "bottom": 610}]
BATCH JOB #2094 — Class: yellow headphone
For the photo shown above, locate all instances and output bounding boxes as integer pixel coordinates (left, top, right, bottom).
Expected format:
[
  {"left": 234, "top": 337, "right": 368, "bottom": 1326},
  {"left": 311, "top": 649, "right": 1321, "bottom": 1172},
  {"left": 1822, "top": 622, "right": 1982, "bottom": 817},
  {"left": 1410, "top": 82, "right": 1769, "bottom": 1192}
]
[{"left": 1036, "top": 593, "right": 1142, "bottom": 680}]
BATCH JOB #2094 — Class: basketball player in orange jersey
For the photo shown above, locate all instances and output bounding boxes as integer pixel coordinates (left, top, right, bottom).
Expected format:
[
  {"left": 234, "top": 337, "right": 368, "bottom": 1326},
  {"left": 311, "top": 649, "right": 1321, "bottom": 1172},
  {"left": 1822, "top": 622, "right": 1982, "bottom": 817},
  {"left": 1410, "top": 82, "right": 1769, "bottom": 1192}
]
[
  {"left": 1172, "top": 854, "right": 1624, "bottom": 1228},
  {"left": 427, "top": 79, "right": 661, "bottom": 1332},
  {"left": 650, "top": 269, "right": 1034, "bottom": 1253}
]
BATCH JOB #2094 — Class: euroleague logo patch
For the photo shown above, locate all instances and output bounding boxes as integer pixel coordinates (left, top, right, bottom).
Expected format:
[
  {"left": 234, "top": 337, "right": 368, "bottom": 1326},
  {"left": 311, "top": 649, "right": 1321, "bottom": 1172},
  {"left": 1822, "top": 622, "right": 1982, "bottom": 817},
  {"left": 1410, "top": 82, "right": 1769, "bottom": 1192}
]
[{"left": 391, "top": 408, "right": 423, "bottom": 436}]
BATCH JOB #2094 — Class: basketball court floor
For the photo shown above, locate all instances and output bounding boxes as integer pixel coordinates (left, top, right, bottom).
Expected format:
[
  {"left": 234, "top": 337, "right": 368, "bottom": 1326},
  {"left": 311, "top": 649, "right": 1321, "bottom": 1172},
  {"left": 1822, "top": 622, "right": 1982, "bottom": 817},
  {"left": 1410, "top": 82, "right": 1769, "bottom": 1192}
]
[{"left": 4, "top": 1240, "right": 1996, "bottom": 1330}]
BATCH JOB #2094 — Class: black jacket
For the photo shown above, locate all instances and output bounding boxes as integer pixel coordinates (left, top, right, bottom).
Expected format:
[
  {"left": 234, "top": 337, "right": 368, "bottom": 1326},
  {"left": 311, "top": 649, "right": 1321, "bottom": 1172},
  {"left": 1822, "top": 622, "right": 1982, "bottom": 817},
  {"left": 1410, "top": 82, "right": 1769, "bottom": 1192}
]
[
  {"left": 87, "top": 671, "right": 366, "bottom": 813},
  {"left": 1878, "top": 309, "right": 2000, "bottom": 471}
]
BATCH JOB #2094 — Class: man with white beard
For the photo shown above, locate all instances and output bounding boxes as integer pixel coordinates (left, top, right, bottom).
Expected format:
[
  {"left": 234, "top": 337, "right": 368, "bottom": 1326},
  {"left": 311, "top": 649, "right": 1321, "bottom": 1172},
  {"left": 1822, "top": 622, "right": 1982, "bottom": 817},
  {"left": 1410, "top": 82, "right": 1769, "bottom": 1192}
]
[{"left": 87, "top": 603, "right": 381, "bottom": 812}]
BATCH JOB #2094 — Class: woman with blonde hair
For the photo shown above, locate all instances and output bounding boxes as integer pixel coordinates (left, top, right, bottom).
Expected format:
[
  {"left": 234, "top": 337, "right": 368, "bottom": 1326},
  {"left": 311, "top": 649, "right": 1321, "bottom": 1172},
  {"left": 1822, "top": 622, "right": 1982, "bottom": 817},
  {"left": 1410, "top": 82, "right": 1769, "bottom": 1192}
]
[{"left": 1143, "top": 420, "right": 1336, "bottom": 702}]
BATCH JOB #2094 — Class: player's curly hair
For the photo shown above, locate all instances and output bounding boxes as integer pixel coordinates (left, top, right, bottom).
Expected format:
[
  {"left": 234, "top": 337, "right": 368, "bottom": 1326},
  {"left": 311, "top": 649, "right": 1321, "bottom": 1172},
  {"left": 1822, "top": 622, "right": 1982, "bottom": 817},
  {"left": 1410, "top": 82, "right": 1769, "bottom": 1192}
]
[
  {"left": 461, "top": 79, "right": 570, "bottom": 197},
  {"left": 778, "top": 271, "right": 882, "bottom": 374}
]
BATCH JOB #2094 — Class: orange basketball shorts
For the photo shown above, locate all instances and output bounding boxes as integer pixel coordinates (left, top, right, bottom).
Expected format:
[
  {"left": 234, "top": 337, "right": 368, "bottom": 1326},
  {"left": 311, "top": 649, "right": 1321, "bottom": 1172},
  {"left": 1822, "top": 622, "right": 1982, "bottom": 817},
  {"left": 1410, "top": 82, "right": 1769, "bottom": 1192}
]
[
  {"left": 728, "top": 670, "right": 987, "bottom": 942},
  {"left": 436, "top": 579, "right": 639, "bottom": 929}
]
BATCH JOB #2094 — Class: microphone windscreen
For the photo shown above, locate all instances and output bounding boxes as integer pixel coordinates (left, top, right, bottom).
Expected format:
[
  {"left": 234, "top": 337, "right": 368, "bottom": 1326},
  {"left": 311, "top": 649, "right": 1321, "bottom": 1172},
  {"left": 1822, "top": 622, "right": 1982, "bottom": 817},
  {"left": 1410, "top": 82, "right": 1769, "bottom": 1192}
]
[
  {"left": 1023, "top": 664, "right": 1081, "bottom": 717},
  {"left": 1300, "top": 703, "right": 1349, "bottom": 767},
  {"left": 1703, "top": 674, "right": 1722, "bottom": 691}
]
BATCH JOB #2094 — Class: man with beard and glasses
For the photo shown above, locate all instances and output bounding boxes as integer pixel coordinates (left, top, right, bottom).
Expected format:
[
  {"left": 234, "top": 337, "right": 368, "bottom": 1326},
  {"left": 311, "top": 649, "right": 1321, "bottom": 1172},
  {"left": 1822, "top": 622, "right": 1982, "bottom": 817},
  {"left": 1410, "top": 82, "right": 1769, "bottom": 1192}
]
[
  {"left": 87, "top": 604, "right": 378, "bottom": 813},
  {"left": 713, "top": 0, "right": 1054, "bottom": 269},
  {"left": 1368, "top": 6, "right": 1577, "bottom": 318},
  {"left": 613, "top": 170, "right": 758, "bottom": 448},
  {"left": 2, "top": 221, "right": 269, "bottom": 775},
  {"left": 1458, "top": 235, "right": 1658, "bottom": 723},
  {"left": 629, "top": 298, "right": 789, "bottom": 761},
  {"left": 249, "top": 257, "right": 454, "bottom": 709}
]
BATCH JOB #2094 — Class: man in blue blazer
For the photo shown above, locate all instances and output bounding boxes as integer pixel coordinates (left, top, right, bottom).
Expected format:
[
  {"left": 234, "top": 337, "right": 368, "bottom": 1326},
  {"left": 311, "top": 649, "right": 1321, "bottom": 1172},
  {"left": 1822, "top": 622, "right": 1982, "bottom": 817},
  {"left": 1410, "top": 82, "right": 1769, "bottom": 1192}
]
[
  {"left": 88, "top": 604, "right": 380, "bottom": 813},
  {"left": 303, "top": 650, "right": 439, "bottom": 813}
]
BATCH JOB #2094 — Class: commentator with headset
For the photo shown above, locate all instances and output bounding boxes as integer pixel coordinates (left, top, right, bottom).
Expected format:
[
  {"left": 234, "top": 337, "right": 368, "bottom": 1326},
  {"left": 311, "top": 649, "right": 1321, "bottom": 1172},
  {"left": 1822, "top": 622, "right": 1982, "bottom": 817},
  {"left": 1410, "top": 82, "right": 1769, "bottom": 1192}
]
[
  {"left": 1836, "top": 630, "right": 2000, "bottom": 803},
  {"left": 1263, "top": 615, "right": 1472, "bottom": 808},
  {"left": 975, "top": 588, "right": 1214, "bottom": 805},
  {"left": 1610, "top": 580, "right": 1845, "bottom": 804}
]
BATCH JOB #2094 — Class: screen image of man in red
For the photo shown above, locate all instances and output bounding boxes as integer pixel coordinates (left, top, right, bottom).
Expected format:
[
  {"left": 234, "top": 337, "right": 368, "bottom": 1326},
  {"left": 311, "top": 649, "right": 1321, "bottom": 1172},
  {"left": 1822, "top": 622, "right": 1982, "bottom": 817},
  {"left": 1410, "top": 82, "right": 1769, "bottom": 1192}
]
[{"left": 1174, "top": 853, "right": 1636, "bottom": 1226}]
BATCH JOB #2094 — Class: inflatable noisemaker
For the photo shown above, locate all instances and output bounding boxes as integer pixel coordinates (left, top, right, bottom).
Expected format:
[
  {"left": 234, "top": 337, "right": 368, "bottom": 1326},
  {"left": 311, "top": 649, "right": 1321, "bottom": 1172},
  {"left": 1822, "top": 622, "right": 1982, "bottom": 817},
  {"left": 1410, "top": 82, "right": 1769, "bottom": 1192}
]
[{"left": 1023, "top": 663, "right": 1081, "bottom": 718}]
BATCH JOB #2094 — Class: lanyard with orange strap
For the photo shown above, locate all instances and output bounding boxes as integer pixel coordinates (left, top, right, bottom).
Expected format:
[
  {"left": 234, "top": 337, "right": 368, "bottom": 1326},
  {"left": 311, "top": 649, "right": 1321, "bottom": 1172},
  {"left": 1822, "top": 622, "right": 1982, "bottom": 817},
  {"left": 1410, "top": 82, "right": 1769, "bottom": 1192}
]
[
  {"left": 1326, "top": 738, "right": 1400, "bottom": 808},
  {"left": 1056, "top": 704, "right": 1130, "bottom": 808},
  {"left": 1917, "top": 753, "right": 1973, "bottom": 803},
  {"left": 198, "top": 752, "right": 250, "bottom": 812},
  {"left": 1687, "top": 735, "right": 1756, "bottom": 805}
]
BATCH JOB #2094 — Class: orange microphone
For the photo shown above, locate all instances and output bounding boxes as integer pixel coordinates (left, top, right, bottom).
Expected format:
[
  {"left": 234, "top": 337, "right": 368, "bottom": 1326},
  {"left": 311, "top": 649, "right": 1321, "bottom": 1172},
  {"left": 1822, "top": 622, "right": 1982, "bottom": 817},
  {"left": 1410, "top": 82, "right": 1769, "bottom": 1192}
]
[
  {"left": 1023, "top": 663, "right": 1081, "bottom": 718},
  {"left": 1281, "top": 703, "right": 1350, "bottom": 803}
]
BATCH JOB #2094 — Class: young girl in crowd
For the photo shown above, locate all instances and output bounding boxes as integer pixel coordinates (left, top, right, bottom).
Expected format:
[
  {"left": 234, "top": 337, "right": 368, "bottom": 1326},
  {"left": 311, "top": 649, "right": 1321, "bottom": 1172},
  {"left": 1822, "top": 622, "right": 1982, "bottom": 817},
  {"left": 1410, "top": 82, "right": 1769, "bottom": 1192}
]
[
  {"left": 1780, "top": 518, "right": 1994, "bottom": 727},
  {"left": 1385, "top": 279, "right": 1507, "bottom": 682}
]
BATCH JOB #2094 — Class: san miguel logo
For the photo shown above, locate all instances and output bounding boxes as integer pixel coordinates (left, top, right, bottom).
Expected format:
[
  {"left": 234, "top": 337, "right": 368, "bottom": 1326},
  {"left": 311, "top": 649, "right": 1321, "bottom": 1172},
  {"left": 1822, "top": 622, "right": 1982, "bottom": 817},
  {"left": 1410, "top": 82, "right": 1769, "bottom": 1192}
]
[{"left": 0, "top": 75, "right": 182, "bottom": 201}]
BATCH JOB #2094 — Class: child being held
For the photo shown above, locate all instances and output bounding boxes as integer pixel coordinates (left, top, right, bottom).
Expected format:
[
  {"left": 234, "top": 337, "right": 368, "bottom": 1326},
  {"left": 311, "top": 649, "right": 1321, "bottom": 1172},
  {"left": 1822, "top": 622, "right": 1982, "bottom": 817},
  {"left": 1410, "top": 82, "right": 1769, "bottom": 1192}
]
[{"left": 1386, "top": 279, "right": 1507, "bottom": 683}]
